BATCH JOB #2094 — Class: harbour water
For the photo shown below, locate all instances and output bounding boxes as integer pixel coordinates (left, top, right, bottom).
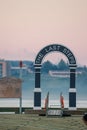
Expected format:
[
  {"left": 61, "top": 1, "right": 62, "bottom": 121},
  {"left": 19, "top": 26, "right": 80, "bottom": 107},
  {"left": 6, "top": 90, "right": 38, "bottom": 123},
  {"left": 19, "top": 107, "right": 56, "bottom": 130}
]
[
  {"left": 0, "top": 73, "right": 87, "bottom": 108},
  {"left": 0, "top": 99, "right": 87, "bottom": 108}
]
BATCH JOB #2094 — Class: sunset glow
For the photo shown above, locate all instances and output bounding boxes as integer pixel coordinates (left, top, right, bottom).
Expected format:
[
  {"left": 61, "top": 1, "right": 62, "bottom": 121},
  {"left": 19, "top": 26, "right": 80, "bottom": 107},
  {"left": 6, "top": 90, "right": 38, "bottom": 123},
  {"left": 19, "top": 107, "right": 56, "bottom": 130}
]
[{"left": 0, "top": 0, "right": 87, "bottom": 65}]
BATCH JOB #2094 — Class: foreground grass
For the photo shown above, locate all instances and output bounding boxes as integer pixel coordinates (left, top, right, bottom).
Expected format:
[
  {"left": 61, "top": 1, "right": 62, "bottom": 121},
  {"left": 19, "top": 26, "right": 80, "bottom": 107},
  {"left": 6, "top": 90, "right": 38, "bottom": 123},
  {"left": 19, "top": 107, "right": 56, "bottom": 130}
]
[{"left": 0, "top": 114, "right": 86, "bottom": 130}]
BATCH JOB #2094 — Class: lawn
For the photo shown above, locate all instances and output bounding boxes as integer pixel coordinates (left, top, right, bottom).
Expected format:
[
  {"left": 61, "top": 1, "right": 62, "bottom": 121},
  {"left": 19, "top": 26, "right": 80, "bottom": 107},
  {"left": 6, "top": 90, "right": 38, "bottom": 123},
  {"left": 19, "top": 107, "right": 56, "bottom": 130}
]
[{"left": 0, "top": 114, "right": 86, "bottom": 130}]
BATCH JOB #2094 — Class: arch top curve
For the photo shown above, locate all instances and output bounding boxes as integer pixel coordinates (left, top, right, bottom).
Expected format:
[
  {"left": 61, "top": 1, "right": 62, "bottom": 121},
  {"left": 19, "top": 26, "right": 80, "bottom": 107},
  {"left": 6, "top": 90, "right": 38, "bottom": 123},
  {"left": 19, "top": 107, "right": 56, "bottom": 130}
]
[{"left": 35, "top": 44, "right": 77, "bottom": 66}]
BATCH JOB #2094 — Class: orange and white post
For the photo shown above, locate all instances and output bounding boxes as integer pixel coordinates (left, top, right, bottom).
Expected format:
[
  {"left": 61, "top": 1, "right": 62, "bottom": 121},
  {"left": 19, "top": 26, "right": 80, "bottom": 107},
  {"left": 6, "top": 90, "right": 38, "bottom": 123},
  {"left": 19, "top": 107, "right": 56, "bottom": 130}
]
[
  {"left": 44, "top": 92, "right": 49, "bottom": 110},
  {"left": 60, "top": 92, "right": 64, "bottom": 109}
]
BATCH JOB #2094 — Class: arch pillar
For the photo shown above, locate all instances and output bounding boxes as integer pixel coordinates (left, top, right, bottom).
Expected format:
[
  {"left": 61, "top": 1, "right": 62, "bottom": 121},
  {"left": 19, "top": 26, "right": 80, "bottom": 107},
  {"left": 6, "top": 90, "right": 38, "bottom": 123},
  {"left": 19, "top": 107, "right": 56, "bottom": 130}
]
[
  {"left": 34, "top": 65, "right": 42, "bottom": 109},
  {"left": 69, "top": 65, "right": 77, "bottom": 110}
]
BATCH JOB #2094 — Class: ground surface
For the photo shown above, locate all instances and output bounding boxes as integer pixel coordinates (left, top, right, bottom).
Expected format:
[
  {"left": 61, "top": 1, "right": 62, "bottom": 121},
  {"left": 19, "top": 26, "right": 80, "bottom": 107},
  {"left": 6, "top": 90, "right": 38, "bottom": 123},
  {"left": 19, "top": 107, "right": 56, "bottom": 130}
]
[{"left": 0, "top": 114, "right": 87, "bottom": 130}]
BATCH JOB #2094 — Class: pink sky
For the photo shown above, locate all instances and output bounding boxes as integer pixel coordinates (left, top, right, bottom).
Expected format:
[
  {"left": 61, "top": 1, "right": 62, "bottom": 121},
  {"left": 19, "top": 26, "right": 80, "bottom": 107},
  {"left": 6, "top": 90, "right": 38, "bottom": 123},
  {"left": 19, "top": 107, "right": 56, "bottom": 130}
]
[{"left": 0, "top": 0, "right": 87, "bottom": 65}]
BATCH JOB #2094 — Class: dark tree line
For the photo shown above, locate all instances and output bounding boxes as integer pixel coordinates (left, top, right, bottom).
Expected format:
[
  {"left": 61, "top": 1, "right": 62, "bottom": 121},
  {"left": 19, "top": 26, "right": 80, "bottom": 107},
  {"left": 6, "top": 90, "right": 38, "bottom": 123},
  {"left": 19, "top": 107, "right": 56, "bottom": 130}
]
[
  {"left": 41, "top": 59, "right": 69, "bottom": 73},
  {"left": 9, "top": 59, "right": 87, "bottom": 74}
]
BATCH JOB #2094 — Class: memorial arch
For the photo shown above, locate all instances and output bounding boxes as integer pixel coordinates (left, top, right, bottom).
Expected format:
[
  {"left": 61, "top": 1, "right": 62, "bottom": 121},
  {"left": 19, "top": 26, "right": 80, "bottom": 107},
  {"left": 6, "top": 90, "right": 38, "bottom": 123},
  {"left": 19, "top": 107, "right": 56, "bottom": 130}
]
[{"left": 34, "top": 44, "right": 77, "bottom": 110}]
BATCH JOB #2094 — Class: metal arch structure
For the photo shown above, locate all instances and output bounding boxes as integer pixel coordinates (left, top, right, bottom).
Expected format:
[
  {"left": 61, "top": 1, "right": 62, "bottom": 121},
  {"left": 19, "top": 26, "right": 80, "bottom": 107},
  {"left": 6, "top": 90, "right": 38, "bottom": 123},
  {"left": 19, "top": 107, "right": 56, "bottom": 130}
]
[{"left": 34, "top": 44, "right": 77, "bottom": 110}]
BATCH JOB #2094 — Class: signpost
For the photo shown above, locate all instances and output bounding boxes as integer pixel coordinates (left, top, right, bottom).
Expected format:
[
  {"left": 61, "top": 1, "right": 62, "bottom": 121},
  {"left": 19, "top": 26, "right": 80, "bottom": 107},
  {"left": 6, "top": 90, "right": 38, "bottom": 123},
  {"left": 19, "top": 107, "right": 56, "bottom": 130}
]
[
  {"left": 0, "top": 61, "right": 23, "bottom": 114},
  {"left": 0, "top": 77, "right": 22, "bottom": 113},
  {"left": 19, "top": 61, "right": 23, "bottom": 114},
  {"left": 47, "top": 109, "right": 63, "bottom": 116},
  {"left": 0, "top": 78, "right": 21, "bottom": 98}
]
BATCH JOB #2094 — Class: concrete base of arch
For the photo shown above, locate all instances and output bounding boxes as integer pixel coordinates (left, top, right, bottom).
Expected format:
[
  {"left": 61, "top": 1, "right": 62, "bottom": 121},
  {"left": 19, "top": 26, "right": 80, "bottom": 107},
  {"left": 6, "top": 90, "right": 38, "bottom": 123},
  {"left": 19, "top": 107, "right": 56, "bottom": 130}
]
[
  {"left": 68, "top": 107, "right": 77, "bottom": 110},
  {"left": 33, "top": 107, "right": 42, "bottom": 110}
]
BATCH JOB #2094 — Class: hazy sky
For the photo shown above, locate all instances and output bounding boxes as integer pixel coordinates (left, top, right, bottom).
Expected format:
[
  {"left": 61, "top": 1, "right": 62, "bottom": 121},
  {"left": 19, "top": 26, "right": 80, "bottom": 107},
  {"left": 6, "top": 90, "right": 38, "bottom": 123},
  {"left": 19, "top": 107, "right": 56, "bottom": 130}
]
[{"left": 0, "top": 0, "right": 87, "bottom": 65}]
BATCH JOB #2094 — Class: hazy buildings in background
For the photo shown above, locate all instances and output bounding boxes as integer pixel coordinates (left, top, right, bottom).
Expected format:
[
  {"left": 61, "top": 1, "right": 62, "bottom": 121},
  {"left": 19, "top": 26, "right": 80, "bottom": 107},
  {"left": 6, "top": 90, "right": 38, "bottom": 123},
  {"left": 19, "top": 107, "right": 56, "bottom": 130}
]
[
  {"left": 0, "top": 58, "right": 87, "bottom": 79},
  {"left": 0, "top": 59, "right": 11, "bottom": 78}
]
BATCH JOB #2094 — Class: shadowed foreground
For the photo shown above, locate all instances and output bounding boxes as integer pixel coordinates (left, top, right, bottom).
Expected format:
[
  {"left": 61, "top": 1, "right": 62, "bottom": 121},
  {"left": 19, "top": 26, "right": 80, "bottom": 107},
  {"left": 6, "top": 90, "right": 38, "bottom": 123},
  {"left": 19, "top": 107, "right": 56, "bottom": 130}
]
[{"left": 0, "top": 114, "right": 86, "bottom": 130}]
